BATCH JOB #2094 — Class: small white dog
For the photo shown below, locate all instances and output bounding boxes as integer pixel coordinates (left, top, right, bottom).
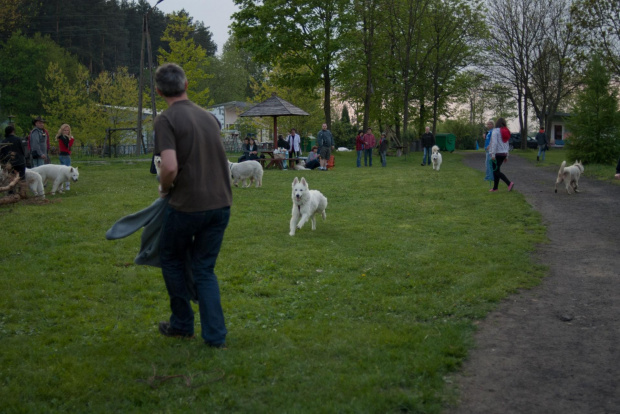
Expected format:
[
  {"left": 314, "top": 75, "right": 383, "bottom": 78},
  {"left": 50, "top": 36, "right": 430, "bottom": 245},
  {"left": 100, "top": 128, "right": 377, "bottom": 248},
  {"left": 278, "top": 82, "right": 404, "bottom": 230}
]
[
  {"left": 292, "top": 160, "right": 309, "bottom": 171},
  {"left": 555, "top": 160, "right": 584, "bottom": 194},
  {"left": 431, "top": 145, "right": 442, "bottom": 171},
  {"left": 228, "top": 160, "right": 263, "bottom": 188},
  {"left": 289, "top": 177, "right": 328, "bottom": 236},
  {"left": 30, "top": 164, "right": 79, "bottom": 195},
  {"left": 25, "top": 169, "right": 44, "bottom": 198}
]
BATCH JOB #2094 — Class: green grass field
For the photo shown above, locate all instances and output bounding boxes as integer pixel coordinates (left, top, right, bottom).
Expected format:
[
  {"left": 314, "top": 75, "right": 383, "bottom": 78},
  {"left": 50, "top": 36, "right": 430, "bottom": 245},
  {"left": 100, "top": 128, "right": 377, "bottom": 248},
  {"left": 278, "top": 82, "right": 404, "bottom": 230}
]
[{"left": 1, "top": 150, "right": 550, "bottom": 413}]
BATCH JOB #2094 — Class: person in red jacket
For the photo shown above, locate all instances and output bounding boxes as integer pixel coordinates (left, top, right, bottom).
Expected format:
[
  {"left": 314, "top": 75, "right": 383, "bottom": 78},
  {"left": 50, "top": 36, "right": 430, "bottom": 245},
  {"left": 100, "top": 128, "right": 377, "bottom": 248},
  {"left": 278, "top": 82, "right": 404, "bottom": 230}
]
[{"left": 56, "top": 124, "right": 75, "bottom": 191}]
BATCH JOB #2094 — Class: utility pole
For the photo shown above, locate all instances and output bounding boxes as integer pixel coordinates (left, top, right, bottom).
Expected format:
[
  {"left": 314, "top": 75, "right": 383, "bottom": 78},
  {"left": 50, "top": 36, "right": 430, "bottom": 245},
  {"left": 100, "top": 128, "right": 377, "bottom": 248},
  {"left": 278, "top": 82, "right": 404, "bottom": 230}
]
[{"left": 136, "top": 0, "right": 164, "bottom": 156}]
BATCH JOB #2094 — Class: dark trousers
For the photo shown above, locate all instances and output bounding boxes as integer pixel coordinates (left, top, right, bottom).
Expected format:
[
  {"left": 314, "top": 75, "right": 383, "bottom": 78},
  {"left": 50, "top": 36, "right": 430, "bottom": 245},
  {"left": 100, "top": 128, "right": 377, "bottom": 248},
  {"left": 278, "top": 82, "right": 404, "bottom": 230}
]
[
  {"left": 492, "top": 154, "right": 511, "bottom": 190},
  {"left": 160, "top": 205, "right": 230, "bottom": 345}
]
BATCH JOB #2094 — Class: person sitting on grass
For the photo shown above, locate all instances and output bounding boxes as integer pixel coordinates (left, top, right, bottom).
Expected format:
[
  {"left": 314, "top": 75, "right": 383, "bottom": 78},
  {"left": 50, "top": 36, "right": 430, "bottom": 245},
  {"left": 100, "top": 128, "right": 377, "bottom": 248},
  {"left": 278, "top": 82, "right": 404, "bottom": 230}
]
[{"left": 305, "top": 146, "right": 320, "bottom": 170}]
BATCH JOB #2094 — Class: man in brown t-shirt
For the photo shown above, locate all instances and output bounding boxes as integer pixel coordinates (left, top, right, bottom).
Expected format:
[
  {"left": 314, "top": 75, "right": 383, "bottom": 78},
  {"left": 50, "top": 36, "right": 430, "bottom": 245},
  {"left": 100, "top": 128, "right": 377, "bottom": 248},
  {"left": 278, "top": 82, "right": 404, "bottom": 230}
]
[{"left": 154, "top": 63, "right": 232, "bottom": 348}]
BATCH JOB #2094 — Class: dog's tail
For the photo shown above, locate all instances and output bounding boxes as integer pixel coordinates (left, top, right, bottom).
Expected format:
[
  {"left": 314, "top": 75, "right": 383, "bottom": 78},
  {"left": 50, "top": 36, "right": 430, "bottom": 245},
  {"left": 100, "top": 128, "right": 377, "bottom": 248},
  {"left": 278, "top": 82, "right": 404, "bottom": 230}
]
[
  {"left": 558, "top": 160, "right": 566, "bottom": 176},
  {"left": 432, "top": 145, "right": 439, "bottom": 153}
]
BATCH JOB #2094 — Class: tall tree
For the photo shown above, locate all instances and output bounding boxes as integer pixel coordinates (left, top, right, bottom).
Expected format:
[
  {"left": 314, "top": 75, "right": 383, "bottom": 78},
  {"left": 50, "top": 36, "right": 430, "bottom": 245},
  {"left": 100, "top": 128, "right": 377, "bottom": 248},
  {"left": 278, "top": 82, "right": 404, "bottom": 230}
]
[
  {"left": 158, "top": 12, "right": 212, "bottom": 107},
  {"left": 0, "top": 32, "right": 83, "bottom": 132},
  {"left": 483, "top": 0, "right": 554, "bottom": 147},
  {"left": 91, "top": 67, "right": 138, "bottom": 147},
  {"left": 39, "top": 62, "right": 99, "bottom": 143},
  {"left": 571, "top": 0, "right": 620, "bottom": 76},
  {"left": 425, "top": 0, "right": 485, "bottom": 134},
  {"left": 566, "top": 54, "right": 620, "bottom": 164},
  {"left": 384, "top": 0, "right": 433, "bottom": 136},
  {"left": 231, "top": 0, "right": 355, "bottom": 128},
  {"left": 528, "top": 0, "right": 580, "bottom": 135}
]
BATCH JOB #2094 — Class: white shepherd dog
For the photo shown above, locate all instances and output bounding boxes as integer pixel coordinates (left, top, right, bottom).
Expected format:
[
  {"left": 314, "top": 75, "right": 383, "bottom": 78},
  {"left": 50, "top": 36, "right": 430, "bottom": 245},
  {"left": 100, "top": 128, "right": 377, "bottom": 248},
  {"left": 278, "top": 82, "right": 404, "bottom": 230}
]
[
  {"left": 431, "top": 145, "right": 442, "bottom": 171},
  {"left": 555, "top": 160, "right": 584, "bottom": 194},
  {"left": 228, "top": 160, "right": 263, "bottom": 188},
  {"left": 289, "top": 177, "right": 328, "bottom": 236},
  {"left": 25, "top": 169, "right": 45, "bottom": 198},
  {"left": 31, "top": 164, "right": 79, "bottom": 195}
]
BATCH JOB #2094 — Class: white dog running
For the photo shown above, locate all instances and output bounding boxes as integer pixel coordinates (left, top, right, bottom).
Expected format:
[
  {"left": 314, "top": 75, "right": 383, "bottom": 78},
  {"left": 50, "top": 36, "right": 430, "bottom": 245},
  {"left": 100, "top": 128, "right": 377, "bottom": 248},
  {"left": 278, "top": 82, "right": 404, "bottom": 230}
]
[
  {"left": 289, "top": 177, "right": 328, "bottom": 236},
  {"left": 25, "top": 169, "right": 45, "bottom": 198},
  {"left": 30, "top": 164, "right": 79, "bottom": 195},
  {"left": 555, "top": 160, "right": 584, "bottom": 194},
  {"left": 431, "top": 145, "right": 442, "bottom": 171},
  {"left": 228, "top": 160, "right": 263, "bottom": 188}
]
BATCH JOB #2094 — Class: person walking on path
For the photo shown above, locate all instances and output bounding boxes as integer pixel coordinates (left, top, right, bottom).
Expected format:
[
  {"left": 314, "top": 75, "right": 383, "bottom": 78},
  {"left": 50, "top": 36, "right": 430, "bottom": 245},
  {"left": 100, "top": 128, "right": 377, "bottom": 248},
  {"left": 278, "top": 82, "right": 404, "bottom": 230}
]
[
  {"left": 536, "top": 126, "right": 548, "bottom": 162},
  {"left": 379, "top": 133, "right": 388, "bottom": 167},
  {"left": 483, "top": 120, "right": 494, "bottom": 183},
  {"left": 317, "top": 123, "right": 334, "bottom": 171},
  {"left": 56, "top": 124, "right": 75, "bottom": 191},
  {"left": 154, "top": 62, "right": 232, "bottom": 348},
  {"left": 488, "top": 117, "right": 514, "bottom": 192},
  {"left": 421, "top": 127, "right": 435, "bottom": 166},
  {"left": 29, "top": 116, "right": 49, "bottom": 167}
]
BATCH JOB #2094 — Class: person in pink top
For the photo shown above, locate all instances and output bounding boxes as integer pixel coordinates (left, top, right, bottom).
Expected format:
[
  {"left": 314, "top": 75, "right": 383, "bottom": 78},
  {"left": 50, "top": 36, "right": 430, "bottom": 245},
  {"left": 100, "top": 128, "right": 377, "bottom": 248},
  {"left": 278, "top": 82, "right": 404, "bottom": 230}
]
[{"left": 363, "top": 127, "right": 376, "bottom": 167}]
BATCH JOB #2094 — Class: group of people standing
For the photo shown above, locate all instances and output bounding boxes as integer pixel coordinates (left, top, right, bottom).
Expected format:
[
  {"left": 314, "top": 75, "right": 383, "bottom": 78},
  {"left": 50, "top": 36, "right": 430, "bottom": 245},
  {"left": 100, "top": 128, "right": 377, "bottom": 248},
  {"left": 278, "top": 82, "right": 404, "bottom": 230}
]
[
  {"left": 0, "top": 116, "right": 75, "bottom": 193},
  {"left": 355, "top": 128, "right": 388, "bottom": 167}
]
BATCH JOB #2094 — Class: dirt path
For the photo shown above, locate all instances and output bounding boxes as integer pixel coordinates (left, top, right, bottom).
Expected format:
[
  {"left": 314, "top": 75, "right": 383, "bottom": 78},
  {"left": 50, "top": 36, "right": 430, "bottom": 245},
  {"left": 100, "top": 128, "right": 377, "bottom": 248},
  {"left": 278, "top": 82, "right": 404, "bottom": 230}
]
[{"left": 446, "top": 152, "right": 620, "bottom": 414}]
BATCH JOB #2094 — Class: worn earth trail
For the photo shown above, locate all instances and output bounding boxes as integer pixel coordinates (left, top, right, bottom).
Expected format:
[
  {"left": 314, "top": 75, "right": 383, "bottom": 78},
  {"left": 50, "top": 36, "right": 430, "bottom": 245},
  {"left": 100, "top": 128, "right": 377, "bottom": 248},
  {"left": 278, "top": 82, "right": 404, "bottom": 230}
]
[{"left": 445, "top": 152, "right": 620, "bottom": 414}]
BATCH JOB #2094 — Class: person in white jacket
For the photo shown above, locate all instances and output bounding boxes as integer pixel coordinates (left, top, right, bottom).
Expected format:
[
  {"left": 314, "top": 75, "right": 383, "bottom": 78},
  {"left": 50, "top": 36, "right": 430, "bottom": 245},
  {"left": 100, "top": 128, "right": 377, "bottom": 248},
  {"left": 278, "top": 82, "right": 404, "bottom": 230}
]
[
  {"left": 489, "top": 117, "right": 514, "bottom": 192},
  {"left": 287, "top": 128, "right": 301, "bottom": 167}
]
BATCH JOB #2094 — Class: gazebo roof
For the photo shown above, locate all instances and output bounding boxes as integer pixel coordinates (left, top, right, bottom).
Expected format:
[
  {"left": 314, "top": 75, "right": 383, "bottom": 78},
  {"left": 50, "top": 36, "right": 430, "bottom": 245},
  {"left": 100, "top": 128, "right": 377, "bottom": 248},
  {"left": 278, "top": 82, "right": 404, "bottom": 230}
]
[{"left": 239, "top": 93, "right": 310, "bottom": 117}]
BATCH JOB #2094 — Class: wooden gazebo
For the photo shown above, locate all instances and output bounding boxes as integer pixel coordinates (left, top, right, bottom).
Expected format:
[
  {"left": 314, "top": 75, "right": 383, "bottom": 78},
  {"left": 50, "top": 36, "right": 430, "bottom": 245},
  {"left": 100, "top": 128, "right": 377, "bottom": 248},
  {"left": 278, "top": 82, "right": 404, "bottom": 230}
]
[{"left": 239, "top": 93, "right": 310, "bottom": 148}]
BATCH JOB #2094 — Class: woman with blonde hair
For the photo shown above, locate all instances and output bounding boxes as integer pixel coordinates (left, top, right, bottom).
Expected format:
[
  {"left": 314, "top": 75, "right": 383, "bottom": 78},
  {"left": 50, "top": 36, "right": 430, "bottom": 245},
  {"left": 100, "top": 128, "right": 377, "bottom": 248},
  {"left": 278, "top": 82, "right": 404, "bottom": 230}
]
[{"left": 56, "top": 124, "right": 75, "bottom": 191}]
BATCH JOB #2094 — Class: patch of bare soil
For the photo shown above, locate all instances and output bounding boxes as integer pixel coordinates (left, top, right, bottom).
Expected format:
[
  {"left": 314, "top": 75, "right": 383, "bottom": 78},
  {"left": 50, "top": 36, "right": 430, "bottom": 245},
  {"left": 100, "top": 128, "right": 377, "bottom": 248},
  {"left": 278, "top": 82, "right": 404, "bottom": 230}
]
[{"left": 445, "top": 152, "right": 620, "bottom": 414}]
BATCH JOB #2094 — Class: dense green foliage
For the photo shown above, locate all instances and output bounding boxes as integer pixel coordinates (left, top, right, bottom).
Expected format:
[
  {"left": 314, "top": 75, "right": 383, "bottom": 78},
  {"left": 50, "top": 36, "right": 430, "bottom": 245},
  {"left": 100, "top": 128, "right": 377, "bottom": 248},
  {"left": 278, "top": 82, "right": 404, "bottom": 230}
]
[
  {"left": 0, "top": 151, "right": 548, "bottom": 412},
  {"left": 0, "top": 32, "right": 84, "bottom": 131},
  {"left": 566, "top": 55, "right": 620, "bottom": 164},
  {"left": 8, "top": 0, "right": 216, "bottom": 75}
]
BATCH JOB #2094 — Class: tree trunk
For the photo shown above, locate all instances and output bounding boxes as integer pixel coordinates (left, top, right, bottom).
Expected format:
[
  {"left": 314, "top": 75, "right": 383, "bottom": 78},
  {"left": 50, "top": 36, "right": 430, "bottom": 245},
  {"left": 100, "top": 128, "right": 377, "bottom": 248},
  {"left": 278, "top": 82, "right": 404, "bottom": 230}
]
[{"left": 323, "top": 67, "right": 332, "bottom": 129}]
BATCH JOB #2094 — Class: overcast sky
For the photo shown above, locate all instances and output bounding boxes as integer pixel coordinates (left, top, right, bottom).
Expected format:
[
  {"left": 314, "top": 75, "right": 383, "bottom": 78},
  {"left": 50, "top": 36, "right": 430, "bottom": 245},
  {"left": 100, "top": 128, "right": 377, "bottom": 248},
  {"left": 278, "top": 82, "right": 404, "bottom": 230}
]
[{"left": 151, "top": 0, "right": 238, "bottom": 55}]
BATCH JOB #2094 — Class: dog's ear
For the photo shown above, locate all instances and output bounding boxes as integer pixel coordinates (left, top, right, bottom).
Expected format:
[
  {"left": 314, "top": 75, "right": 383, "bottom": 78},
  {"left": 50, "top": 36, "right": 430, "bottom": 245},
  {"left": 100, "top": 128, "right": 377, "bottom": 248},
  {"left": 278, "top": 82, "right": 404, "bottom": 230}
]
[
  {"left": 292, "top": 177, "right": 299, "bottom": 186},
  {"left": 301, "top": 177, "right": 307, "bottom": 187}
]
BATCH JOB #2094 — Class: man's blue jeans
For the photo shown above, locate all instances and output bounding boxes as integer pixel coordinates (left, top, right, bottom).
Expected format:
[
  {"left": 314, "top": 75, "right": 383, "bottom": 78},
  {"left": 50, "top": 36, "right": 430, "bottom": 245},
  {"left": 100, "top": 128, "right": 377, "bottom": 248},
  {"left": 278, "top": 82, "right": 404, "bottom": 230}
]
[
  {"left": 160, "top": 205, "right": 231, "bottom": 345},
  {"left": 357, "top": 150, "right": 363, "bottom": 167},
  {"left": 32, "top": 157, "right": 45, "bottom": 167},
  {"left": 422, "top": 147, "right": 432, "bottom": 165},
  {"left": 537, "top": 146, "right": 546, "bottom": 161},
  {"left": 364, "top": 148, "right": 373, "bottom": 166},
  {"left": 380, "top": 151, "right": 387, "bottom": 167}
]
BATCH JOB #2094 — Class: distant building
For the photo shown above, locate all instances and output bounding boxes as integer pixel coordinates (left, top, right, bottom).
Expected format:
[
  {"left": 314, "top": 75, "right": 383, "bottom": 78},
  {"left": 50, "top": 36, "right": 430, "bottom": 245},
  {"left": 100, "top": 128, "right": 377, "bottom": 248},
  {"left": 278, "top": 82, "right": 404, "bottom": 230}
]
[
  {"left": 549, "top": 112, "right": 570, "bottom": 146},
  {"left": 206, "top": 101, "right": 253, "bottom": 130}
]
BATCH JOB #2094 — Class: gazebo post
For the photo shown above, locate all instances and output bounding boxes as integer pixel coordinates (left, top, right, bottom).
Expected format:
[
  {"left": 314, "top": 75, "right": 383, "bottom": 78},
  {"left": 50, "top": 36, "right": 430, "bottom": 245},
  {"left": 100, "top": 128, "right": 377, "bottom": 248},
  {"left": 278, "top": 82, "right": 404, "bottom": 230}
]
[{"left": 273, "top": 116, "right": 278, "bottom": 149}]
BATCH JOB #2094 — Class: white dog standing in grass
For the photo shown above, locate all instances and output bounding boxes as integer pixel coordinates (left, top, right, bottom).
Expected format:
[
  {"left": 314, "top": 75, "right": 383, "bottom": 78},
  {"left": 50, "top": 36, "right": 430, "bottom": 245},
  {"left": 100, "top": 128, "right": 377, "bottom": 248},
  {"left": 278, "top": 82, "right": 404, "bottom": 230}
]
[
  {"left": 555, "top": 160, "right": 584, "bottom": 194},
  {"left": 431, "top": 145, "right": 442, "bottom": 171},
  {"left": 24, "top": 169, "right": 45, "bottom": 198},
  {"left": 289, "top": 177, "right": 327, "bottom": 236},
  {"left": 30, "top": 164, "right": 79, "bottom": 195},
  {"left": 228, "top": 160, "right": 263, "bottom": 188}
]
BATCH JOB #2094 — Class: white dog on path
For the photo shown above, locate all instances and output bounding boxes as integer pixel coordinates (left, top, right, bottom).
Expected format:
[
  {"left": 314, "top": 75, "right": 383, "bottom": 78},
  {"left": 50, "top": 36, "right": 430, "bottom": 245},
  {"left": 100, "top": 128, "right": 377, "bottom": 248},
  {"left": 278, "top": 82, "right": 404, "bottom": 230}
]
[
  {"left": 31, "top": 164, "right": 79, "bottom": 195},
  {"left": 555, "top": 160, "right": 584, "bottom": 194},
  {"left": 289, "top": 177, "right": 328, "bottom": 236}
]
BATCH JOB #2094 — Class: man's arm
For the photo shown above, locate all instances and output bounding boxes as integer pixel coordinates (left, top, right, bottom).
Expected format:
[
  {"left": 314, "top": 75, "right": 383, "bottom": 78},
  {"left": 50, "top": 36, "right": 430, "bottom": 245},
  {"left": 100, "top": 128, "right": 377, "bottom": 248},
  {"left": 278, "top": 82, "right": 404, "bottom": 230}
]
[{"left": 158, "top": 148, "right": 177, "bottom": 197}]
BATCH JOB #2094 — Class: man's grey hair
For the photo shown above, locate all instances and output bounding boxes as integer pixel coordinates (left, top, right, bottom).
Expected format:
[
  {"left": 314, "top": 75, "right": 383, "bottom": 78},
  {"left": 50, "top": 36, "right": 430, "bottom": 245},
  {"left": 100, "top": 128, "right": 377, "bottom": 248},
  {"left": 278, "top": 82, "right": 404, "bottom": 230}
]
[{"left": 155, "top": 63, "right": 187, "bottom": 97}]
